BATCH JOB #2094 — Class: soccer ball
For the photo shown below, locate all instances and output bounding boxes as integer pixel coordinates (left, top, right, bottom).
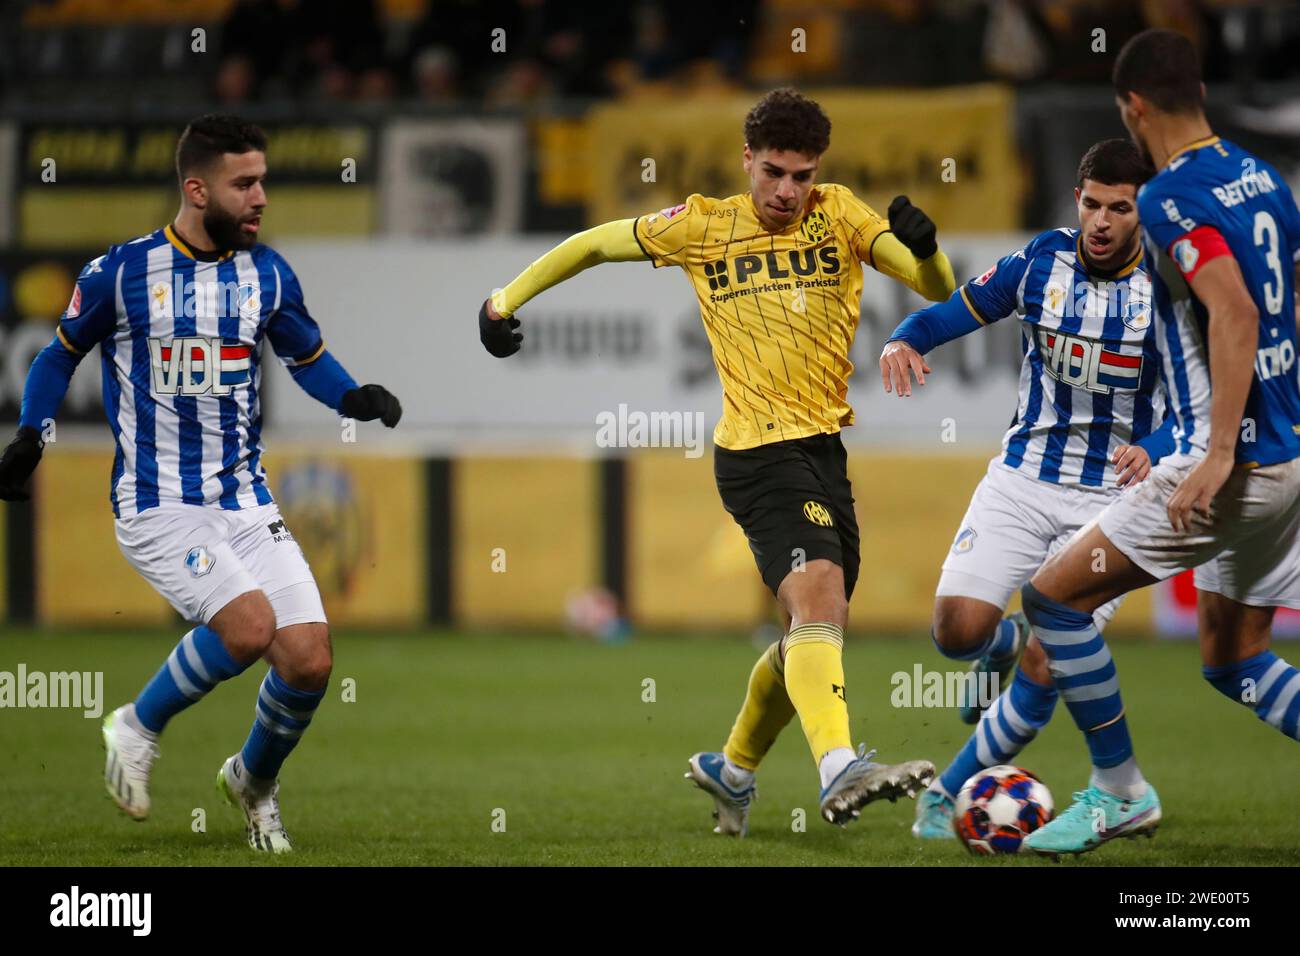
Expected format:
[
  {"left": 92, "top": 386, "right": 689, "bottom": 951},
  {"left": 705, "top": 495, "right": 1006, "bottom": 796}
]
[{"left": 953, "top": 765, "right": 1054, "bottom": 855}]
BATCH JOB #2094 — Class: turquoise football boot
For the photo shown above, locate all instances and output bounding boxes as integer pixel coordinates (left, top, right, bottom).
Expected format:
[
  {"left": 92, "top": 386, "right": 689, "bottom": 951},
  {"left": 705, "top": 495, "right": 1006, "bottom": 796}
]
[
  {"left": 911, "top": 787, "right": 957, "bottom": 839},
  {"left": 1022, "top": 783, "right": 1161, "bottom": 857},
  {"left": 958, "top": 612, "right": 1029, "bottom": 724}
]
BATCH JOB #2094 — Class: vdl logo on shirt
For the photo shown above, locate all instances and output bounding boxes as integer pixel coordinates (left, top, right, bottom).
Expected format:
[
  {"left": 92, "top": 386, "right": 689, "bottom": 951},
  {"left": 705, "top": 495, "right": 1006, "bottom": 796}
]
[
  {"left": 149, "top": 337, "right": 252, "bottom": 395},
  {"left": 1036, "top": 328, "right": 1143, "bottom": 395}
]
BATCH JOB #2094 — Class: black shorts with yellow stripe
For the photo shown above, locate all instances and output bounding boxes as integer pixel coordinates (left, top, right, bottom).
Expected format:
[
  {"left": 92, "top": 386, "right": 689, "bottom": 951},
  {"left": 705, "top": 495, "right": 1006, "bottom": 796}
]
[{"left": 713, "top": 432, "right": 860, "bottom": 599}]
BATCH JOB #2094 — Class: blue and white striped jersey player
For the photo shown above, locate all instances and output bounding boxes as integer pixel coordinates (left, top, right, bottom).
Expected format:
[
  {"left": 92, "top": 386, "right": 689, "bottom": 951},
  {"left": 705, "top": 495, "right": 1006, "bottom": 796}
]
[
  {"left": 1011, "top": 30, "right": 1300, "bottom": 856},
  {"left": 0, "top": 115, "right": 403, "bottom": 853},
  {"left": 880, "top": 138, "right": 1176, "bottom": 840}
]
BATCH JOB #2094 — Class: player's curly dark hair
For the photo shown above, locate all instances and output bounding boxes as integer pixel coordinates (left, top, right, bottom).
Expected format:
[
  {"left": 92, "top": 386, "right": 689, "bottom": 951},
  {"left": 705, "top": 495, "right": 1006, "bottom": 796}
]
[
  {"left": 1113, "top": 29, "right": 1204, "bottom": 115},
  {"left": 175, "top": 114, "right": 268, "bottom": 184},
  {"left": 744, "top": 88, "right": 831, "bottom": 157},
  {"left": 1077, "top": 138, "right": 1154, "bottom": 188}
]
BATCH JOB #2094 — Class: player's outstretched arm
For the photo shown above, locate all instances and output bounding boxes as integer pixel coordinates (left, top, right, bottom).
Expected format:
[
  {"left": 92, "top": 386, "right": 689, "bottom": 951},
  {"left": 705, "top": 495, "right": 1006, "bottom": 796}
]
[
  {"left": 879, "top": 289, "right": 987, "bottom": 396},
  {"left": 267, "top": 254, "right": 402, "bottom": 427},
  {"left": 0, "top": 336, "right": 84, "bottom": 500},
  {"left": 879, "top": 238, "right": 1031, "bottom": 397},
  {"left": 868, "top": 196, "right": 956, "bottom": 302},
  {"left": 480, "top": 218, "right": 646, "bottom": 358},
  {"left": 0, "top": 252, "right": 116, "bottom": 501},
  {"left": 285, "top": 351, "right": 402, "bottom": 427}
]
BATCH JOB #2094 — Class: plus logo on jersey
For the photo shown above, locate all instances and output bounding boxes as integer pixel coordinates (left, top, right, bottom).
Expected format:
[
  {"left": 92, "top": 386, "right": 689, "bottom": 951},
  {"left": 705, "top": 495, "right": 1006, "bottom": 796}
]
[
  {"left": 1037, "top": 329, "right": 1143, "bottom": 394},
  {"left": 148, "top": 337, "right": 252, "bottom": 396},
  {"left": 702, "top": 247, "right": 842, "bottom": 294}
]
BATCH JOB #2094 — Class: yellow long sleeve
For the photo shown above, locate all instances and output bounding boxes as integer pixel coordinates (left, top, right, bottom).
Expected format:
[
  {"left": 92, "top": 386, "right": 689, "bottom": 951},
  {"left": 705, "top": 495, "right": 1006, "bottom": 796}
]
[
  {"left": 870, "top": 232, "right": 956, "bottom": 302},
  {"left": 491, "top": 218, "right": 647, "bottom": 318}
]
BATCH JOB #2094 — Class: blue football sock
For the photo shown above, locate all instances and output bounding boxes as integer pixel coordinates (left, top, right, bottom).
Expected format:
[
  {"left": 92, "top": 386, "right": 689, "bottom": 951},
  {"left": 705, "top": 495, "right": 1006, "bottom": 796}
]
[
  {"left": 1021, "top": 583, "right": 1139, "bottom": 789},
  {"left": 240, "top": 669, "right": 326, "bottom": 780},
  {"left": 1204, "top": 650, "right": 1300, "bottom": 741},
  {"left": 937, "top": 668, "right": 1057, "bottom": 797},
  {"left": 930, "top": 617, "right": 1018, "bottom": 663},
  {"left": 986, "top": 617, "right": 1020, "bottom": 664},
  {"left": 134, "top": 625, "right": 251, "bottom": 734}
]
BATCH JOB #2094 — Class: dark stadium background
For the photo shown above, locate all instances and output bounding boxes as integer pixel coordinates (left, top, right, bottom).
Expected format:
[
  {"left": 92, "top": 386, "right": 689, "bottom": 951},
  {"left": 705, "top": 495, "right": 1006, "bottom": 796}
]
[{"left": 1, "top": 0, "right": 1298, "bottom": 638}]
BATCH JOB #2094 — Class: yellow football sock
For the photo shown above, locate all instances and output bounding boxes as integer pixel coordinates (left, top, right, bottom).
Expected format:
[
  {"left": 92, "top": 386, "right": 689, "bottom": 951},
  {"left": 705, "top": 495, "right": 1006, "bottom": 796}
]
[
  {"left": 783, "top": 622, "right": 851, "bottom": 765},
  {"left": 722, "top": 641, "right": 797, "bottom": 770}
]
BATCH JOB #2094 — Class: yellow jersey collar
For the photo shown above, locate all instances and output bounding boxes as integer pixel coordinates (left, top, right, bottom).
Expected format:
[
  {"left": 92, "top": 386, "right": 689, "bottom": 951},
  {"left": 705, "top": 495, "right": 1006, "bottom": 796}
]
[
  {"left": 164, "top": 224, "right": 234, "bottom": 262},
  {"left": 1075, "top": 233, "right": 1144, "bottom": 280}
]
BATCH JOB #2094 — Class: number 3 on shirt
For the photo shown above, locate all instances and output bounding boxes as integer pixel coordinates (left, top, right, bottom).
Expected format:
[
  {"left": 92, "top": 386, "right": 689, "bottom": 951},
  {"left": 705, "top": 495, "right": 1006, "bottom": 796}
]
[{"left": 1253, "top": 210, "right": 1284, "bottom": 316}]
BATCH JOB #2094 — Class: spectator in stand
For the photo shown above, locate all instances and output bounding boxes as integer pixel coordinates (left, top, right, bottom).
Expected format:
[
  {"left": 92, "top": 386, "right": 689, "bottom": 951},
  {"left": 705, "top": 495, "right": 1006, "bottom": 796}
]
[{"left": 216, "top": 0, "right": 295, "bottom": 103}]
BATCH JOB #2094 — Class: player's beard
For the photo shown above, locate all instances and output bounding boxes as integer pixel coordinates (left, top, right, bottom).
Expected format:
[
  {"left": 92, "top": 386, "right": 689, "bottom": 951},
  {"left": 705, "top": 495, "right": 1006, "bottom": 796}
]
[{"left": 203, "top": 203, "right": 257, "bottom": 252}]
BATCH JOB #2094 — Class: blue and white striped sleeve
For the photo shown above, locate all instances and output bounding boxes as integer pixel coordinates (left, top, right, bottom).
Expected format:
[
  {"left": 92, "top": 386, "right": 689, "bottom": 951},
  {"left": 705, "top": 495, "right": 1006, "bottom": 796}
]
[
  {"left": 886, "top": 242, "right": 1033, "bottom": 354},
  {"left": 958, "top": 245, "right": 1033, "bottom": 326},
  {"left": 20, "top": 254, "right": 118, "bottom": 431}
]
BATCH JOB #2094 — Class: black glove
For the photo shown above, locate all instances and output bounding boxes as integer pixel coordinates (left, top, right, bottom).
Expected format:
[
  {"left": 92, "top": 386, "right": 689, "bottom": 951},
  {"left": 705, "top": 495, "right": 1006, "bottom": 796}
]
[
  {"left": 888, "top": 195, "right": 938, "bottom": 261},
  {"left": 0, "top": 426, "right": 44, "bottom": 501},
  {"left": 340, "top": 385, "right": 402, "bottom": 428},
  {"left": 479, "top": 298, "right": 522, "bottom": 358}
]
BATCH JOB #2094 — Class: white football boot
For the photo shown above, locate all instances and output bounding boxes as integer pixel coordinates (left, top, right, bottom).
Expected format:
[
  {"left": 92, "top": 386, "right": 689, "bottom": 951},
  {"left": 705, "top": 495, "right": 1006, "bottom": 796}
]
[
  {"left": 102, "top": 704, "right": 159, "bottom": 821},
  {"left": 217, "top": 754, "right": 293, "bottom": 853}
]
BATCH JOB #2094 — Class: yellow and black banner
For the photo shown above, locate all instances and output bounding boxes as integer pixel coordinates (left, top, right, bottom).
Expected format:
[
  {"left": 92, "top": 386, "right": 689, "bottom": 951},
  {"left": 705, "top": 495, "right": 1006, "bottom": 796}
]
[
  {"left": 586, "top": 86, "right": 1019, "bottom": 232},
  {"left": 18, "top": 121, "right": 376, "bottom": 249}
]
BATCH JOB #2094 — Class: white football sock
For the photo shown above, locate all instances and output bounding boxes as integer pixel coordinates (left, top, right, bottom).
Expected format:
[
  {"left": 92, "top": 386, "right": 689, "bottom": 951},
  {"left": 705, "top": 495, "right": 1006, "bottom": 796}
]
[
  {"left": 818, "top": 747, "right": 857, "bottom": 790},
  {"left": 120, "top": 703, "right": 159, "bottom": 740},
  {"left": 1091, "top": 758, "right": 1148, "bottom": 801},
  {"left": 721, "top": 756, "right": 755, "bottom": 791}
]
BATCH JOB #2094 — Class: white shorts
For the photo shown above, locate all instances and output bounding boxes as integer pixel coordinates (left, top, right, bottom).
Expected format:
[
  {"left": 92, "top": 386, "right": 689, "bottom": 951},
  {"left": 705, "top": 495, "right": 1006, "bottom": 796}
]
[
  {"left": 937, "top": 458, "right": 1124, "bottom": 629},
  {"left": 1100, "top": 454, "right": 1300, "bottom": 609},
  {"left": 115, "top": 502, "right": 327, "bottom": 628}
]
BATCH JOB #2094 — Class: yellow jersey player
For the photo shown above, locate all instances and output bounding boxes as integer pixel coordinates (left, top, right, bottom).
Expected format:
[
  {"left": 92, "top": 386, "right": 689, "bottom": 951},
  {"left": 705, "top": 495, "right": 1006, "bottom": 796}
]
[{"left": 478, "top": 88, "right": 954, "bottom": 835}]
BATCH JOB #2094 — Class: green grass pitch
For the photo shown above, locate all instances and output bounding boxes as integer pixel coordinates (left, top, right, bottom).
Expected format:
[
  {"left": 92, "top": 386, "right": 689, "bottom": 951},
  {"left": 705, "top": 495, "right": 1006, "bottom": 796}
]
[{"left": 1, "top": 629, "right": 1296, "bottom": 866}]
